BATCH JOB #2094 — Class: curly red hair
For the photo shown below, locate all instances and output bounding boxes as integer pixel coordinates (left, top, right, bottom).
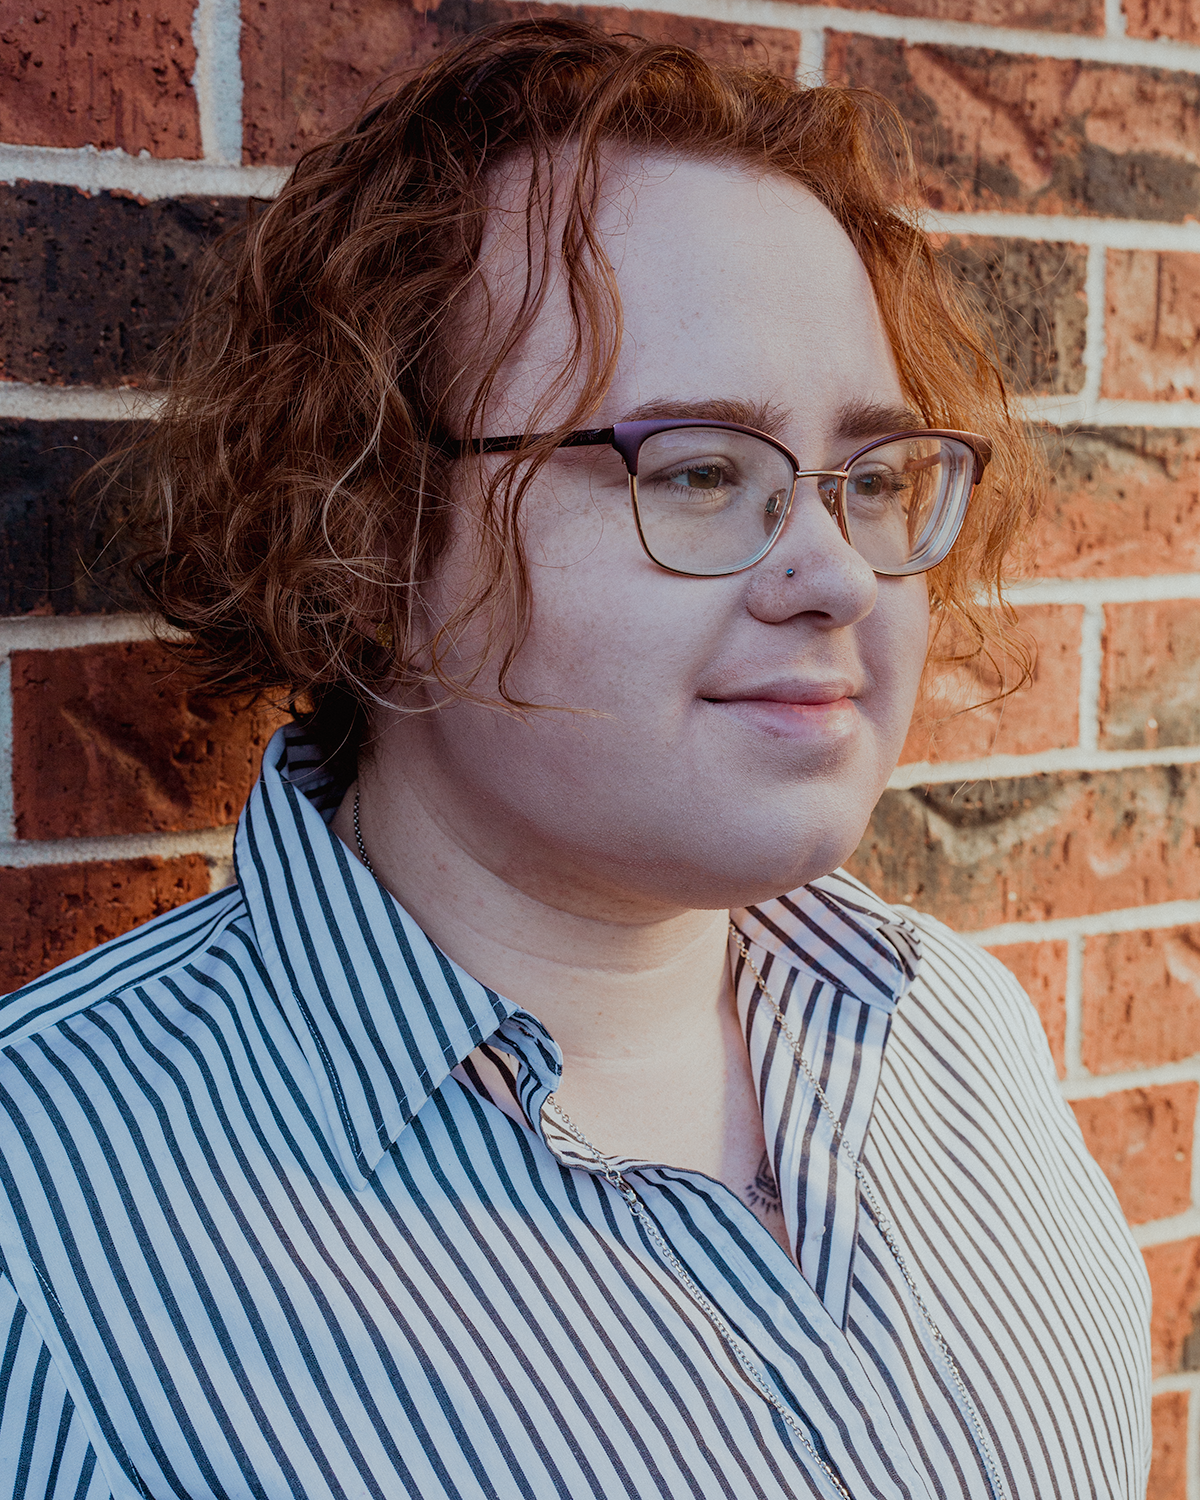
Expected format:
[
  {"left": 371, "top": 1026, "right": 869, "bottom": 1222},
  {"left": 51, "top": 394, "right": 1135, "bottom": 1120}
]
[{"left": 122, "top": 17, "right": 1040, "bottom": 768}]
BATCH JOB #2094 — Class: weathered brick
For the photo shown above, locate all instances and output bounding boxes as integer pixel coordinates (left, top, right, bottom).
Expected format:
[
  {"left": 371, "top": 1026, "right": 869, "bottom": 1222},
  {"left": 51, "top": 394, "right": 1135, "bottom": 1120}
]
[
  {"left": 1102, "top": 250, "right": 1200, "bottom": 403},
  {"left": 1032, "top": 427, "right": 1200, "bottom": 579},
  {"left": 0, "top": 419, "right": 135, "bottom": 615},
  {"left": 12, "top": 641, "right": 286, "bottom": 840},
  {"left": 901, "top": 604, "right": 1081, "bottom": 765},
  {"left": 847, "top": 765, "right": 1200, "bottom": 930},
  {"left": 1101, "top": 601, "right": 1200, "bottom": 752},
  {"left": 0, "top": 855, "right": 210, "bottom": 996},
  {"left": 1143, "top": 1237, "right": 1200, "bottom": 1376},
  {"left": 1149, "top": 1392, "right": 1189, "bottom": 1500},
  {"left": 0, "top": 185, "right": 245, "bottom": 387},
  {"left": 0, "top": 0, "right": 200, "bottom": 157},
  {"left": 1069, "top": 1083, "right": 1195, "bottom": 1225},
  {"left": 811, "top": 0, "right": 1101, "bottom": 31},
  {"left": 935, "top": 237, "right": 1087, "bottom": 395},
  {"left": 1083, "top": 927, "right": 1200, "bottom": 1074},
  {"left": 241, "top": 0, "right": 799, "bottom": 165},
  {"left": 985, "top": 939, "right": 1068, "bottom": 1076},
  {"left": 825, "top": 35, "right": 1200, "bottom": 221},
  {"left": 1126, "top": 0, "right": 1200, "bottom": 41}
]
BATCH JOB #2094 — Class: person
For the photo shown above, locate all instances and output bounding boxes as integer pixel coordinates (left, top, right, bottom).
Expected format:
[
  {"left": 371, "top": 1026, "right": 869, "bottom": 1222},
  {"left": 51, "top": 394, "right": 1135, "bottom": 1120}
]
[{"left": 0, "top": 20, "right": 1149, "bottom": 1499}]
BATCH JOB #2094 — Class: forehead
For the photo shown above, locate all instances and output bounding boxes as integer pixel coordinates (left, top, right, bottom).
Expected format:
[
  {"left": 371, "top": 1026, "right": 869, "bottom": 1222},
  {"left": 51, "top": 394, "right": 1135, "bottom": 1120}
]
[{"left": 475, "top": 151, "right": 901, "bottom": 437}]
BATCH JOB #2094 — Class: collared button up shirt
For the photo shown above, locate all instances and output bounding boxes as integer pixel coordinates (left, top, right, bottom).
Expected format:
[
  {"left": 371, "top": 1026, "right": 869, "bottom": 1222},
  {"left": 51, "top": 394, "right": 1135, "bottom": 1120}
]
[{"left": 0, "top": 727, "right": 1150, "bottom": 1500}]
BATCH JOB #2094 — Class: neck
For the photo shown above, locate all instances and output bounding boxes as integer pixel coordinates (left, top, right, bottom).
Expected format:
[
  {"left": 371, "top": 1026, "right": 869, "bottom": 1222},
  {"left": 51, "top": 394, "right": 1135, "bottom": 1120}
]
[{"left": 332, "top": 752, "right": 734, "bottom": 1073}]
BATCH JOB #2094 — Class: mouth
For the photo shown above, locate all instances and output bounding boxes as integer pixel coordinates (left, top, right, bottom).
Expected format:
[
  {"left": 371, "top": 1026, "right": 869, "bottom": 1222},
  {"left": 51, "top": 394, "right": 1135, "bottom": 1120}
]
[{"left": 702, "top": 681, "right": 861, "bottom": 741}]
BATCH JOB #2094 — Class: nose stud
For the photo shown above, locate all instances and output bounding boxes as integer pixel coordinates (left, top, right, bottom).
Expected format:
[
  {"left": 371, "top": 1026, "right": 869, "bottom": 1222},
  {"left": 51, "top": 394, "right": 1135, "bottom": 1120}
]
[{"left": 785, "top": 568, "right": 795, "bottom": 577}]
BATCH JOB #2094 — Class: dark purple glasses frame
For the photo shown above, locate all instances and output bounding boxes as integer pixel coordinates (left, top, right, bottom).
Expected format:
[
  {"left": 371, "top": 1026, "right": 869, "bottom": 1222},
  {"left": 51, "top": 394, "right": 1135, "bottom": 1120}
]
[{"left": 442, "top": 418, "right": 992, "bottom": 578}]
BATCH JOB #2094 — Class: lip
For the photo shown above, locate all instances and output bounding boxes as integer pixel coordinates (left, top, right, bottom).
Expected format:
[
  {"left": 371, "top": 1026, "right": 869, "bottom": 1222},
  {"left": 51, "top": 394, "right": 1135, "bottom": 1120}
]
[{"left": 703, "top": 679, "right": 861, "bottom": 741}]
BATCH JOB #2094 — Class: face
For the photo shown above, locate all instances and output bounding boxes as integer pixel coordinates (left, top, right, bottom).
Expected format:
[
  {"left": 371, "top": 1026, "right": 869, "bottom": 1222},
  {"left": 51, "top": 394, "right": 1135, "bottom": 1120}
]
[{"left": 390, "top": 156, "right": 930, "bottom": 916}]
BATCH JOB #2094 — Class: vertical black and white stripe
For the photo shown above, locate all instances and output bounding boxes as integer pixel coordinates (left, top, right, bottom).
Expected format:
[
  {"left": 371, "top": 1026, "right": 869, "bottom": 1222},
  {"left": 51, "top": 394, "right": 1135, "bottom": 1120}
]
[{"left": 0, "top": 726, "right": 1151, "bottom": 1499}]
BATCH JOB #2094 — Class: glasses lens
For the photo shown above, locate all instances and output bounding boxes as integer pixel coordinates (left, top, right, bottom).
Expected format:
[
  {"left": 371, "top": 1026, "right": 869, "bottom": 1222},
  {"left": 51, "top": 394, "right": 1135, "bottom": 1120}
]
[
  {"left": 842, "top": 435, "right": 976, "bottom": 575},
  {"left": 631, "top": 428, "right": 795, "bottom": 575}
]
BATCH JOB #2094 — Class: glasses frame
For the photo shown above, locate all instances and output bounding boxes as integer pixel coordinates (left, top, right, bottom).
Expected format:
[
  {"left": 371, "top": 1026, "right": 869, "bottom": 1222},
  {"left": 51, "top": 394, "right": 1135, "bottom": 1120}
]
[{"left": 444, "top": 419, "right": 992, "bottom": 579}]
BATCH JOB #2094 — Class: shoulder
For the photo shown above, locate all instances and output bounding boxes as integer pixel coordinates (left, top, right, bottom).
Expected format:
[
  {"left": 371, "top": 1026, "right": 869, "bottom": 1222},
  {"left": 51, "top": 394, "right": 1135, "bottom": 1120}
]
[
  {"left": 0, "top": 882, "right": 249, "bottom": 1052},
  {"left": 890, "top": 903, "right": 1062, "bottom": 1090}
]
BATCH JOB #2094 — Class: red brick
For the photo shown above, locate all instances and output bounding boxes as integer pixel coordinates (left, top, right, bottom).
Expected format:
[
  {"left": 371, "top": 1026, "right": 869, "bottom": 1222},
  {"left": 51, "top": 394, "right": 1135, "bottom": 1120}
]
[
  {"left": 0, "top": 0, "right": 199, "bottom": 157},
  {"left": 241, "top": 0, "right": 798, "bottom": 166},
  {"left": 811, "top": 0, "right": 1101, "bottom": 30},
  {"left": 0, "top": 856, "right": 210, "bottom": 995},
  {"left": 1032, "top": 427, "right": 1200, "bottom": 580},
  {"left": 985, "top": 940, "right": 1068, "bottom": 1076},
  {"left": 1143, "top": 1237, "right": 1200, "bottom": 1375},
  {"left": 935, "top": 237, "right": 1087, "bottom": 395},
  {"left": 847, "top": 765, "right": 1200, "bottom": 930},
  {"left": 1070, "top": 1083, "right": 1196, "bottom": 1225},
  {"left": 1149, "top": 1392, "right": 1189, "bottom": 1500},
  {"left": 0, "top": 185, "right": 244, "bottom": 388},
  {"left": 12, "top": 641, "right": 286, "bottom": 840},
  {"left": 1083, "top": 927, "right": 1200, "bottom": 1074},
  {"left": 901, "top": 604, "right": 1081, "bottom": 766},
  {"left": 1102, "top": 251, "right": 1200, "bottom": 403},
  {"left": 825, "top": 35, "right": 1200, "bottom": 222},
  {"left": 1101, "top": 601, "right": 1200, "bottom": 751},
  {"left": 1126, "top": 0, "right": 1200, "bottom": 41}
]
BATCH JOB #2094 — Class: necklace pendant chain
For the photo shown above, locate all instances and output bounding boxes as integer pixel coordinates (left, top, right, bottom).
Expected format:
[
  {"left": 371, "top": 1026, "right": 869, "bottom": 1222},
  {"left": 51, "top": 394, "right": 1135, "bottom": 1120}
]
[
  {"left": 353, "top": 788, "right": 375, "bottom": 877},
  {"left": 547, "top": 926, "right": 1011, "bottom": 1500}
]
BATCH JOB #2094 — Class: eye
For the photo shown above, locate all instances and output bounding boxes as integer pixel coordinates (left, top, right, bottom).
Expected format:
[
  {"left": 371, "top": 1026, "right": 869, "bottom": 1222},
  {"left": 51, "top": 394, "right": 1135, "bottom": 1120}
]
[
  {"left": 662, "top": 461, "right": 730, "bottom": 491},
  {"left": 850, "top": 466, "right": 907, "bottom": 497}
]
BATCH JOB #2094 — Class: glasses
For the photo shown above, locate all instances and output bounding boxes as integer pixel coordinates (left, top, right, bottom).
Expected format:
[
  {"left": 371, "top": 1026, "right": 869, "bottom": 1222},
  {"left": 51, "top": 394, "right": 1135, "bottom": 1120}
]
[{"left": 446, "top": 419, "right": 991, "bottom": 579}]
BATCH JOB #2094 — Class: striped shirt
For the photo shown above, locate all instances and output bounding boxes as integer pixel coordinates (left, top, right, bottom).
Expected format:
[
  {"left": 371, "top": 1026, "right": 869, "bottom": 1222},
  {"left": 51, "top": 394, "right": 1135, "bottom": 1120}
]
[{"left": 0, "top": 725, "right": 1151, "bottom": 1500}]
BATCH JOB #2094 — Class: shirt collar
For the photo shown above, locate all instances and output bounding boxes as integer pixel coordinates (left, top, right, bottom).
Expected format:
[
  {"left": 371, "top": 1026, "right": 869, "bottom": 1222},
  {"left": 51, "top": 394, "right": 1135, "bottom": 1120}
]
[{"left": 237, "top": 725, "right": 921, "bottom": 1200}]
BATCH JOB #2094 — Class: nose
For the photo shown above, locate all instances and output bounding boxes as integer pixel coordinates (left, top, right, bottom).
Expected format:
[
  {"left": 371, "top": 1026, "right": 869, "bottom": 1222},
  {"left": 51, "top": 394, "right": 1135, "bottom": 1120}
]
[{"left": 746, "top": 479, "right": 878, "bottom": 628}]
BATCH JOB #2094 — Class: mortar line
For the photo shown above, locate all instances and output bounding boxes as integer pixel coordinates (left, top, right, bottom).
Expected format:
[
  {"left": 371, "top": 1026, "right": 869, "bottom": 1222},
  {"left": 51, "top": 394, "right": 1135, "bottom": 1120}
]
[
  {"left": 965, "top": 900, "right": 1200, "bottom": 946},
  {"left": 797, "top": 25, "right": 826, "bottom": 81},
  {"left": 0, "top": 616, "right": 163, "bottom": 652},
  {"left": 1081, "top": 243, "right": 1108, "bottom": 414},
  {"left": 1102, "top": 0, "right": 1127, "bottom": 35},
  {"left": 1063, "top": 932, "right": 1085, "bottom": 1082},
  {"left": 191, "top": 0, "right": 245, "bottom": 165},
  {"left": 926, "top": 212, "right": 1200, "bottom": 252},
  {"left": 0, "top": 827, "right": 236, "bottom": 870},
  {"left": 1190, "top": 1385, "right": 1200, "bottom": 1500}
]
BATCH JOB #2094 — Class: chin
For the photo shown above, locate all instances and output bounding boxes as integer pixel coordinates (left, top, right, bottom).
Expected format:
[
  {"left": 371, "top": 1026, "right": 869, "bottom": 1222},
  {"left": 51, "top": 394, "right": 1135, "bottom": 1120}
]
[{"left": 624, "top": 812, "right": 876, "bottom": 913}]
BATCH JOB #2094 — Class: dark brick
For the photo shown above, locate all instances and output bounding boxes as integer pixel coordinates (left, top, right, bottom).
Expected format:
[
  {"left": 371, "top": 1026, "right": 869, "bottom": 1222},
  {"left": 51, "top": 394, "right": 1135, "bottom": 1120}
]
[
  {"left": 0, "top": 419, "right": 137, "bottom": 615},
  {"left": 0, "top": 185, "right": 247, "bottom": 387},
  {"left": 0, "top": 856, "right": 210, "bottom": 996},
  {"left": 12, "top": 641, "right": 287, "bottom": 840},
  {"left": 242, "top": 0, "right": 799, "bottom": 165},
  {"left": 846, "top": 766, "right": 1200, "bottom": 930},
  {"left": 0, "top": 0, "right": 200, "bottom": 157},
  {"left": 825, "top": 35, "right": 1200, "bottom": 221},
  {"left": 936, "top": 236, "right": 1087, "bottom": 395}
]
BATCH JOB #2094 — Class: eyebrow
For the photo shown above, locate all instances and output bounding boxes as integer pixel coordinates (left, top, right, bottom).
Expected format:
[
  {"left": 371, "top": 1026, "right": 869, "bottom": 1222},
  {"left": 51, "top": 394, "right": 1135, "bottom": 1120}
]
[{"left": 615, "top": 396, "right": 924, "bottom": 443}]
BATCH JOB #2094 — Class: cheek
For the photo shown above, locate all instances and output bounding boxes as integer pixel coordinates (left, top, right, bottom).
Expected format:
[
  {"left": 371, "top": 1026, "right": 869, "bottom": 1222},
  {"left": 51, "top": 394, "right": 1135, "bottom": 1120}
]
[{"left": 867, "top": 578, "right": 931, "bottom": 719}]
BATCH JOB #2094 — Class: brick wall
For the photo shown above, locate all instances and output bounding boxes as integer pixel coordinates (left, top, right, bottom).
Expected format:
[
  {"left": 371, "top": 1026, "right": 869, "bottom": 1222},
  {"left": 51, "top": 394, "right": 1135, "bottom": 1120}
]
[{"left": 2, "top": 0, "right": 1199, "bottom": 1489}]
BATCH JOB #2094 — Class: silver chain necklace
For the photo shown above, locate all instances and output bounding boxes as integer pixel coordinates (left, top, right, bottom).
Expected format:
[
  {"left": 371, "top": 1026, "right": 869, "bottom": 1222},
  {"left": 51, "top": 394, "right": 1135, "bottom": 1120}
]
[
  {"left": 353, "top": 789, "right": 375, "bottom": 876},
  {"left": 353, "top": 793, "right": 1005, "bottom": 1499},
  {"left": 547, "top": 926, "right": 1009, "bottom": 1500}
]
